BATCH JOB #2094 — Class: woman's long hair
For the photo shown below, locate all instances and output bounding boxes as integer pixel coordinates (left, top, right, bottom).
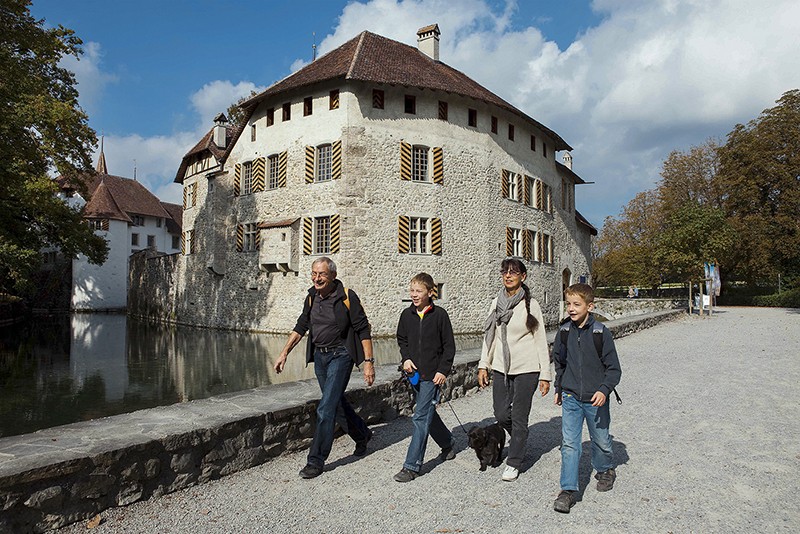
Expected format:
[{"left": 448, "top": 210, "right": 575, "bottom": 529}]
[{"left": 501, "top": 258, "right": 538, "bottom": 333}]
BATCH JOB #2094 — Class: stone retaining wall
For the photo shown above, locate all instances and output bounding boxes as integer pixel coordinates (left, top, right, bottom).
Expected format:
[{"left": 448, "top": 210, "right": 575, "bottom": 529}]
[
  {"left": 0, "top": 309, "right": 683, "bottom": 533},
  {"left": 593, "top": 297, "right": 686, "bottom": 320}
]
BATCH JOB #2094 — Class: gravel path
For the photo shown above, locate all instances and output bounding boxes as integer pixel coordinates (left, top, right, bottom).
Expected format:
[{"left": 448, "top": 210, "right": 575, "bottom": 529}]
[{"left": 58, "top": 307, "right": 800, "bottom": 533}]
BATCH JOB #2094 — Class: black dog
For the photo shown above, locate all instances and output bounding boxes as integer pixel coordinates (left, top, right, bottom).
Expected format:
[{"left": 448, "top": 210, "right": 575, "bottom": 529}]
[{"left": 467, "top": 423, "right": 505, "bottom": 471}]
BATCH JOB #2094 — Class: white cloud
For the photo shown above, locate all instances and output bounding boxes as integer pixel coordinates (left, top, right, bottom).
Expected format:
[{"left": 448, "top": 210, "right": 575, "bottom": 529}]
[
  {"left": 61, "top": 41, "right": 118, "bottom": 115},
  {"left": 321, "top": 0, "right": 800, "bottom": 224},
  {"left": 189, "top": 80, "right": 266, "bottom": 127}
]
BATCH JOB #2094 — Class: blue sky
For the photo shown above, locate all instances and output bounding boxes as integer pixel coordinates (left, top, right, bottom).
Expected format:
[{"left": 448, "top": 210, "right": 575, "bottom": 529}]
[{"left": 31, "top": 0, "right": 800, "bottom": 227}]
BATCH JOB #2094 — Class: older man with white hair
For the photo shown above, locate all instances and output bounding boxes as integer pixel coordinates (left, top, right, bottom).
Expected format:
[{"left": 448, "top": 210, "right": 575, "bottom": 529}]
[{"left": 274, "top": 257, "right": 375, "bottom": 479}]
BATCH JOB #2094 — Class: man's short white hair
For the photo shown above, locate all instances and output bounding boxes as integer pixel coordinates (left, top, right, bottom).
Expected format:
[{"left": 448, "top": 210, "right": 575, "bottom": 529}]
[{"left": 311, "top": 256, "right": 337, "bottom": 276}]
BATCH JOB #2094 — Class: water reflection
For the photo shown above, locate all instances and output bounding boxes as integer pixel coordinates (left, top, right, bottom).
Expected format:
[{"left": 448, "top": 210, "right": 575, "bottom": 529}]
[{"left": 0, "top": 315, "right": 481, "bottom": 438}]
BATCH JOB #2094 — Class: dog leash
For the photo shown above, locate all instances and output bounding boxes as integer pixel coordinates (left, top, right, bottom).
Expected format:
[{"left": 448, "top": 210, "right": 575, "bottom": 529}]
[{"left": 444, "top": 400, "right": 468, "bottom": 434}]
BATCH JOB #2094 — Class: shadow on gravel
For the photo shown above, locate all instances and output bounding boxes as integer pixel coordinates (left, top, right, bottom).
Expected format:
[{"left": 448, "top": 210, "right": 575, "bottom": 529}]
[
  {"left": 576, "top": 438, "right": 629, "bottom": 498},
  {"left": 521, "top": 416, "right": 563, "bottom": 473}
]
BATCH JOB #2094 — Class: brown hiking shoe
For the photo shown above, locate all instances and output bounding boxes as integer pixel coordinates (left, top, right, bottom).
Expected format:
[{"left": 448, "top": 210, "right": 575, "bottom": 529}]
[
  {"left": 553, "top": 490, "right": 576, "bottom": 513},
  {"left": 595, "top": 468, "right": 616, "bottom": 492}
]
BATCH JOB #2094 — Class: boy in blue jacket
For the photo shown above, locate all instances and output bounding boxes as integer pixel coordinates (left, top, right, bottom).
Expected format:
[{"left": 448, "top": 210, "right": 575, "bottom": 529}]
[
  {"left": 552, "top": 283, "right": 622, "bottom": 513},
  {"left": 393, "top": 272, "right": 456, "bottom": 482}
]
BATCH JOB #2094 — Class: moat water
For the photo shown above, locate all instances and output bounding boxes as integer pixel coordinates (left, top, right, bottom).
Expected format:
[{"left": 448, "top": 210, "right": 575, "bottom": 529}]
[{"left": 0, "top": 314, "right": 481, "bottom": 438}]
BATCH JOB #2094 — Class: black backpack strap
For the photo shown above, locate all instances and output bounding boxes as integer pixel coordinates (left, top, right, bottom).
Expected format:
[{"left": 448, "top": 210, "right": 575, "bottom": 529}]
[{"left": 593, "top": 322, "right": 622, "bottom": 405}]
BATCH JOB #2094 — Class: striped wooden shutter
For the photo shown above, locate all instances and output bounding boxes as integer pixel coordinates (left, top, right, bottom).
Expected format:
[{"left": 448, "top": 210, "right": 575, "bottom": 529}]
[
  {"left": 182, "top": 186, "right": 187, "bottom": 208},
  {"left": 432, "top": 285, "right": 439, "bottom": 299},
  {"left": 400, "top": 141, "right": 412, "bottom": 180},
  {"left": 303, "top": 217, "right": 313, "bottom": 255},
  {"left": 304, "top": 146, "right": 315, "bottom": 183},
  {"left": 330, "top": 214, "right": 341, "bottom": 253},
  {"left": 278, "top": 151, "right": 287, "bottom": 187},
  {"left": 432, "top": 147, "right": 443, "bottom": 185},
  {"left": 523, "top": 229, "right": 531, "bottom": 260},
  {"left": 101, "top": 219, "right": 109, "bottom": 231},
  {"left": 329, "top": 90, "right": 339, "bottom": 110},
  {"left": 501, "top": 169, "right": 510, "bottom": 198},
  {"left": 332, "top": 141, "right": 342, "bottom": 180},
  {"left": 191, "top": 182, "right": 198, "bottom": 207},
  {"left": 398, "top": 216, "right": 410, "bottom": 253},
  {"left": 538, "top": 231, "right": 545, "bottom": 262},
  {"left": 523, "top": 175, "right": 530, "bottom": 205},
  {"left": 181, "top": 232, "right": 185, "bottom": 254},
  {"left": 236, "top": 224, "right": 243, "bottom": 252},
  {"left": 431, "top": 218, "right": 442, "bottom": 255},
  {"left": 536, "top": 179, "right": 543, "bottom": 210},
  {"left": 234, "top": 164, "right": 241, "bottom": 196},
  {"left": 254, "top": 226, "right": 261, "bottom": 250},
  {"left": 253, "top": 157, "right": 265, "bottom": 192},
  {"left": 505, "top": 227, "right": 513, "bottom": 257}
]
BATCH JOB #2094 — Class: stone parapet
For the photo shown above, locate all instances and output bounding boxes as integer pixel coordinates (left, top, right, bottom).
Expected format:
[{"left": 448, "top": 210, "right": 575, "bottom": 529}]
[{"left": 0, "top": 310, "right": 683, "bottom": 532}]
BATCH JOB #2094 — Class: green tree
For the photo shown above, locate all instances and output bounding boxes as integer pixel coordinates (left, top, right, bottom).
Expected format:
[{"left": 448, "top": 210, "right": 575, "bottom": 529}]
[
  {"left": 717, "top": 89, "right": 800, "bottom": 286},
  {"left": 0, "top": 0, "right": 107, "bottom": 293},
  {"left": 593, "top": 190, "right": 663, "bottom": 288},
  {"left": 226, "top": 90, "right": 259, "bottom": 127}
]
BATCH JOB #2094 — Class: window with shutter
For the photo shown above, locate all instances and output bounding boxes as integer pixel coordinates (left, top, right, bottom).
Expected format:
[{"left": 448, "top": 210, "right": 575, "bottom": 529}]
[
  {"left": 253, "top": 157, "right": 265, "bottom": 192},
  {"left": 501, "top": 169, "right": 510, "bottom": 199},
  {"left": 234, "top": 163, "right": 241, "bottom": 196},
  {"left": 400, "top": 141, "right": 412, "bottom": 181},
  {"left": 432, "top": 147, "right": 443, "bottom": 185},
  {"left": 398, "top": 216, "right": 410, "bottom": 253},
  {"left": 278, "top": 151, "right": 287, "bottom": 187},
  {"left": 373, "top": 89, "right": 384, "bottom": 109},
  {"left": 268, "top": 155, "right": 280, "bottom": 190},
  {"left": 329, "top": 90, "right": 339, "bottom": 110},
  {"left": 431, "top": 218, "right": 442, "bottom": 255}
]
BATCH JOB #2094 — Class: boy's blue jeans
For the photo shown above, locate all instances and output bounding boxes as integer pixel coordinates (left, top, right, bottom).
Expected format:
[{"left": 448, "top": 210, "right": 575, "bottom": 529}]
[
  {"left": 403, "top": 379, "right": 454, "bottom": 473},
  {"left": 560, "top": 391, "right": 614, "bottom": 491}
]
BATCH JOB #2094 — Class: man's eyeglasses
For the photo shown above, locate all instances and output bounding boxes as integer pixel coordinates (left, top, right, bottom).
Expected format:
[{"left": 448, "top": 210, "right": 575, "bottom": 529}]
[
  {"left": 500, "top": 269, "right": 522, "bottom": 276},
  {"left": 311, "top": 271, "right": 331, "bottom": 279}
]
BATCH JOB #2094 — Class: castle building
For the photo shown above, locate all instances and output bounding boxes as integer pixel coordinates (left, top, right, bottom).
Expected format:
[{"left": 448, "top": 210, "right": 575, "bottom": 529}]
[
  {"left": 52, "top": 147, "right": 183, "bottom": 311},
  {"left": 171, "top": 26, "right": 596, "bottom": 334}
]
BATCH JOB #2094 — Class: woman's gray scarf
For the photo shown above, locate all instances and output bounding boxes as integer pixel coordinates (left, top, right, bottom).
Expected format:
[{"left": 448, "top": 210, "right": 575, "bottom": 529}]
[{"left": 483, "top": 288, "right": 525, "bottom": 380}]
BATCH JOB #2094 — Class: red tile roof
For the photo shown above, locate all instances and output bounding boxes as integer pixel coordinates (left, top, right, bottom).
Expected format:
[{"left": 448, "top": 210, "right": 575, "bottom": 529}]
[
  {"left": 82, "top": 180, "right": 131, "bottom": 222},
  {"left": 86, "top": 174, "right": 171, "bottom": 220},
  {"left": 239, "top": 31, "right": 571, "bottom": 151}
]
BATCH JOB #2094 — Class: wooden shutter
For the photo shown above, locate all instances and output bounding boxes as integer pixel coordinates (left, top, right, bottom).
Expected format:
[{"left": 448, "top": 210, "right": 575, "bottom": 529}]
[
  {"left": 398, "top": 216, "right": 410, "bottom": 253},
  {"left": 332, "top": 140, "right": 342, "bottom": 180},
  {"left": 330, "top": 214, "right": 341, "bottom": 253},
  {"left": 523, "top": 229, "right": 531, "bottom": 260},
  {"left": 303, "top": 217, "right": 313, "bottom": 255},
  {"left": 536, "top": 179, "right": 543, "bottom": 210},
  {"left": 432, "top": 147, "right": 443, "bottom": 185},
  {"left": 329, "top": 89, "right": 339, "bottom": 110},
  {"left": 236, "top": 224, "right": 243, "bottom": 252},
  {"left": 538, "top": 231, "right": 545, "bottom": 262},
  {"left": 400, "top": 141, "right": 412, "bottom": 181},
  {"left": 278, "top": 151, "right": 287, "bottom": 187},
  {"left": 182, "top": 186, "right": 187, "bottom": 209},
  {"left": 501, "top": 169, "right": 510, "bottom": 198},
  {"left": 234, "top": 163, "right": 241, "bottom": 196},
  {"left": 181, "top": 232, "right": 185, "bottom": 255},
  {"left": 102, "top": 219, "right": 109, "bottom": 231},
  {"left": 431, "top": 217, "right": 442, "bottom": 255},
  {"left": 305, "top": 146, "right": 315, "bottom": 183},
  {"left": 254, "top": 226, "right": 261, "bottom": 251},
  {"left": 505, "top": 227, "right": 513, "bottom": 257},
  {"left": 523, "top": 175, "right": 530, "bottom": 205},
  {"left": 253, "top": 157, "right": 265, "bottom": 192}
]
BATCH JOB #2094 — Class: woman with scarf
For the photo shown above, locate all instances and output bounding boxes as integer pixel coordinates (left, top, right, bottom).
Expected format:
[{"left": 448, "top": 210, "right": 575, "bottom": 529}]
[{"left": 477, "top": 257, "right": 552, "bottom": 481}]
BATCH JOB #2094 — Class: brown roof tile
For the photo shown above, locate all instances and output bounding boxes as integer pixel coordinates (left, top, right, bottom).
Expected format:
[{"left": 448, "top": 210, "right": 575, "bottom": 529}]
[
  {"left": 174, "top": 125, "right": 238, "bottom": 183},
  {"left": 86, "top": 174, "right": 171, "bottom": 220},
  {"left": 240, "top": 31, "right": 571, "bottom": 151},
  {"left": 161, "top": 202, "right": 183, "bottom": 234},
  {"left": 83, "top": 180, "right": 131, "bottom": 222}
]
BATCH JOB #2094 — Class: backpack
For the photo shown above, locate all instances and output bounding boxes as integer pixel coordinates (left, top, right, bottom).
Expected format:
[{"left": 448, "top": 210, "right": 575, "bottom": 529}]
[{"left": 558, "top": 320, "right": 622, "bottom": 404}]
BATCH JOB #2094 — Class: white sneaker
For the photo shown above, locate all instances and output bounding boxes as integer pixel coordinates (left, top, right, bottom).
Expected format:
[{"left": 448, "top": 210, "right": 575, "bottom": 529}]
[{"left": 502, "top": 465, "right": 519, "bottom": 481}]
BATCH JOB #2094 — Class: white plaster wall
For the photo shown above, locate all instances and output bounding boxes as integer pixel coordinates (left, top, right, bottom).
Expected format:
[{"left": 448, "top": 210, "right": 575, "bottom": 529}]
[{"left": 72, "top": 219, "right": 129, "bottom": 310}]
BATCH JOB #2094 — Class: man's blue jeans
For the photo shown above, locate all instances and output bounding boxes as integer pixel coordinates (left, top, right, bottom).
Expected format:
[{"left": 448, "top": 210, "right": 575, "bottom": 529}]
[
  {"left": 307, "top": 347, "right": 369, "bottom": 468},
  {"left": 559, "top": 391, "right": 614, "bottom": 491},
  {"left": 403, "top": 379, "right": 454, "bottom": 473}
]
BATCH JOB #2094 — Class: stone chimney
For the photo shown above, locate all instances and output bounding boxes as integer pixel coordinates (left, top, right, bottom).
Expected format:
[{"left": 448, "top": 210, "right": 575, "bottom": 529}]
[
  {"left": 562, "top": 152, "right": 573, "bottom": 170},
  {"left": 417, "top": 24, "right": 440, "bottom": 61},
  {"left": 213, "top": 113, "right": 228, "bottom": 149}
]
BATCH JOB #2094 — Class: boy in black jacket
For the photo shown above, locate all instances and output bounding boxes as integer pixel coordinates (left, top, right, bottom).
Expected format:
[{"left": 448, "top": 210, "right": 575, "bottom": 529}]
[
  {"left": 552, "top": 283, "right": 622, "bottom": 513},
  {"left": 393, "top": 273, "right": 456, "bottom": 482}
]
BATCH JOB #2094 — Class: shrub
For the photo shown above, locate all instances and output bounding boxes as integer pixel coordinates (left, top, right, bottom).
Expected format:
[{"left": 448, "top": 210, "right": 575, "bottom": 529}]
[{"left": 752, "top": 288, "right": 800, "bottom": 308}]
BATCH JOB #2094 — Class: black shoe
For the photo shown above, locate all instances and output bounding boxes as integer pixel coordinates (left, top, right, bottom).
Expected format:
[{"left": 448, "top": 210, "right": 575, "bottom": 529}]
[
  {"left": 299, "top": 464, "right": 323, "bottom": 479},
  {"left": 439, "top": 445, "right": 455, "bottom": 461},
  {"left": 553, "top": 490, "right": 576, "bottom": 513},
  {"left": 393, "top": 468, "right": 418, "bottom": 483},
  {"left": 353, "top": 428, "right": 373, "bottom": 457},
  {"left": 595, "top": 468, "right": 616, "bottom": 492}
]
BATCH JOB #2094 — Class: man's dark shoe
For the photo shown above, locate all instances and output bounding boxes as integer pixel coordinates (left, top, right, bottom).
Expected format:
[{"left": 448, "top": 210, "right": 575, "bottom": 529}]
[
  {"left": 553, "top": 490, "right": 577, "bottom": 513},
  {"left": 299, "top": 464, "right": 323, "bottom": 479},
  {"left": 439, "top": 445, "right": 455, "bottom": 461},
  {"left": 353, "top": 428, "right": 373, "bottom": 457},
  {"left": 595, "top": 468, "right": 616, "bottom": 492},
  {"left": 393, "top": 468, "right": 418, "bottom": 483}
]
